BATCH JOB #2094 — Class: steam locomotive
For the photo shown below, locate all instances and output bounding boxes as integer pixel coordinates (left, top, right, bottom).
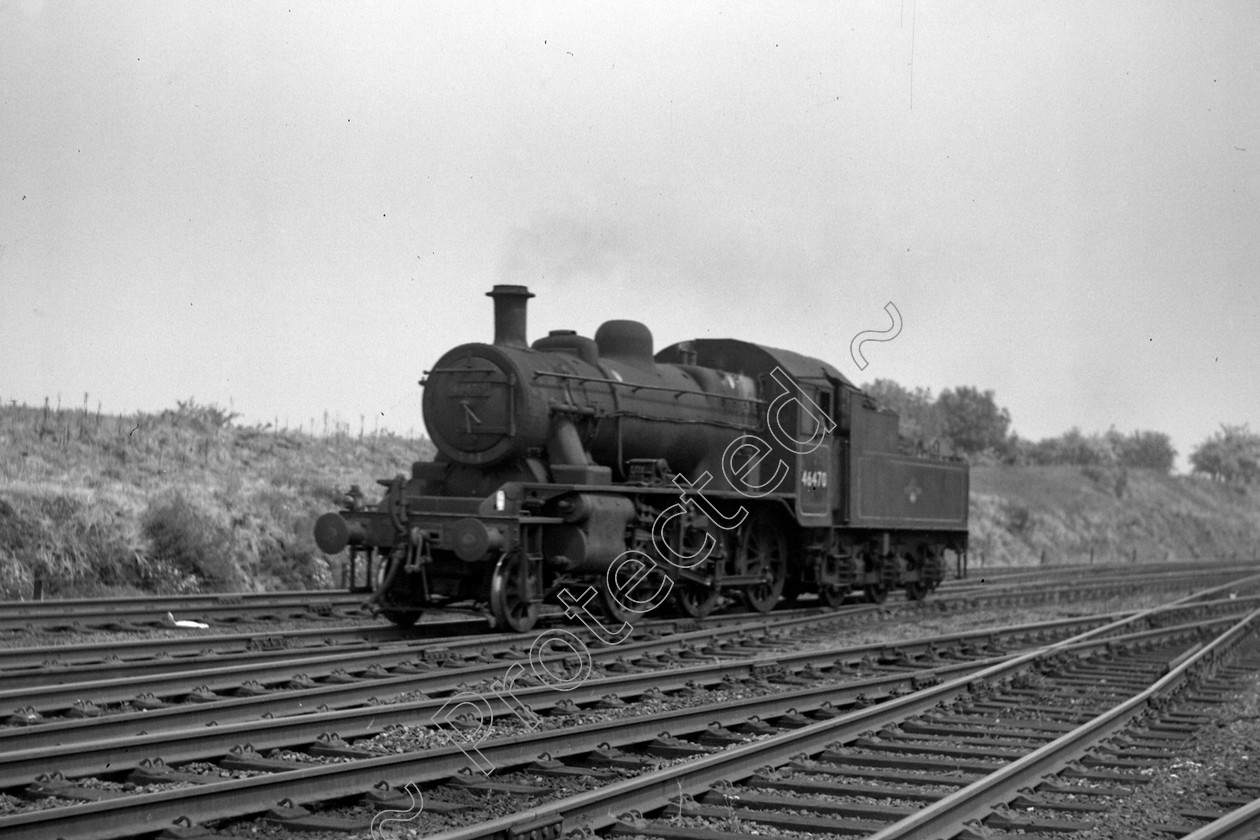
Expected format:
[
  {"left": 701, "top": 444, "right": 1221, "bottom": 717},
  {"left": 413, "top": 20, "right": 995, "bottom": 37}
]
[{"left": 315, "top": 286, "right": 969, "bottom": 631}]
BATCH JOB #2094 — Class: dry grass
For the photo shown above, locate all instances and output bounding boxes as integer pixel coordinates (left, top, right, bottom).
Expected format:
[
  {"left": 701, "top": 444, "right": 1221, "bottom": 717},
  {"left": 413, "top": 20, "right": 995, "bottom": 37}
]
[
  {"left": 970, "top": 464, "right": 1260, "bottom": 568},
  {"left": 0, "top": 399, "right": 434, "bottom": 598}
]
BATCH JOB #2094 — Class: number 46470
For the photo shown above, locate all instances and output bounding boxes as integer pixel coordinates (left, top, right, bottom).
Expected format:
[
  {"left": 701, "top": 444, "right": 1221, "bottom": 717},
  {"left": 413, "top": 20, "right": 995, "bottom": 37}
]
[{"left": 801, "top": 470, "right": 828, "bottom": 489}]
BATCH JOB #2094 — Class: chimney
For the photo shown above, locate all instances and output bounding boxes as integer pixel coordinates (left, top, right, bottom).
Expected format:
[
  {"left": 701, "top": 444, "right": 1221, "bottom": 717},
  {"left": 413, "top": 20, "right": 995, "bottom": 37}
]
[{"left": 486, "top": 285, "right": 535, "bottom": 347}]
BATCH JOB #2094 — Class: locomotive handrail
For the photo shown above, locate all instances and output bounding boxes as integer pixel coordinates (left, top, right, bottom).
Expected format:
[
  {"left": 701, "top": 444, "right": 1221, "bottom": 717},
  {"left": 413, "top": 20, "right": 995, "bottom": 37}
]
[
  {"left": 420, "top": 366, "right": 502, "bottom": 384},
  {"left": 424, "top": 367, "right": 500, "bottom": 374},
  {"left": 531, "top": 369, "right": 766, "bottom": 407}
]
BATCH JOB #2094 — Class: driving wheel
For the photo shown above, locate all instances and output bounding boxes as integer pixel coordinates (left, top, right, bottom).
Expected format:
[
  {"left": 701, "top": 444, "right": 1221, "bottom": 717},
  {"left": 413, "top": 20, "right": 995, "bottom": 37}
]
[
  {"left": 674, "top": 583, "right": 720, "bottom": 618},
  {"left": 739, "top": 512, "right": 787, "bottom": 614},
  {"left": 489, "top": 551, "right": 539, "bottom": 633}
]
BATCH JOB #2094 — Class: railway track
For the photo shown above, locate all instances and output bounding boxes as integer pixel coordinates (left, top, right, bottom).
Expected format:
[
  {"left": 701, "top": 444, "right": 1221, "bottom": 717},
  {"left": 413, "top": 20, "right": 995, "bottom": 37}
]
[
  {"left": 5, "top": 561, "right": 1254, "bottom": 724},
  {"left": 593, "top": 619, "right": 1260, "bottom": 840},
  {"left": 395, "top": 597, "right": 1260, "bottom": 840},
  {"left": 6, "top": 559, "right": 1253, "bottom": 690},
  {"left": 2, "top": 558, "right": 1253, "bottom": 637},
  {"left": 0, "top": 590, "right": 368, "bottom": 633},
  {"left": 0, "top": 615, "right": 1247, "bottom": 839},
  {"left": 0, "top": 593, "right": 1033, "bottom": 726},
  {"left": 0, "top": 577, "right": 1258, "bottom": 839},
  {"left": 0, "top": 602, "right": 919, "bottom": 716},
  {"left": 0, "top": 605, "right": 1186, "bottom": 789}
]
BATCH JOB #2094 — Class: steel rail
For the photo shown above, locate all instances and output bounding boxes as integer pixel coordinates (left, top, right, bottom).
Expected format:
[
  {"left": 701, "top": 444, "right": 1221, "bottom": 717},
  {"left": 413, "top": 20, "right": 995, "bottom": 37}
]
[
  {"left": 0, "top": 556, "right": 1247, "bottom": 630},
  {"left": 8, "top": 587, "right": 1249, "bottom": 755},
  {"left": 951, "top": 566, "right": 1260, "bottom": 599},
  {"left": 0, "top": 623, "right": 418, "bottom": 671},
  {"left": 0, "top": 602, "right": 869, "bottom": 712},
  {"left": 0, "top": 583, "right": 1025, "bottom": 711},
  {"left": 1, "top": 581, "right": 1249, "bottom": 840},
  {"left": 930, "top": 565, "right": 1260, "bottom": 618},
  {"left": 0, "top": 603, "right": 833, "bottom": 673},
  {"left": 12, "top": 561, "right": 1254, "bottom": 708},
  {"left": 917, "top": 566, "right": 1260, "bottom": 611},
  {"left": 0, "top": 591, "right": 365, "bottom": 632},
  {"left": 0, "top": 603, "right": 811, "bottom": 672},
  {"left": 0, "top": 643, "right": 1005, "bottom": 792},
  {"left": 0, "top": 617, "right": 1216, "bottom": 840},
  {"left": 0, "top": 654, "right": 1020, "bottom": 840},
  {"left": 0, "top": 604, "right": 1117, "bottom": 756},
  {"left": 863, "top": 605, "right": 1260, "bottom": 840},
  {"left": 0, "top": 590, "right": 357, "bottom": 614},
  {"left": 3, "top": 588, "right": 1254, "bottom": 756},
  {"left": 0, "top": 608, "right": 1174, "bottom": 787},
  {"left": 409, "top": 589, "right": 1256, "bottom": 840},
  {"left": 1179, "top": 798, "right": 1260, "bottom": 840},
  {"left": 966, "top": 558, "right": 1260, "bottom": 579},
  {"left": 1, "top": 558, "right": 1245, "bottom": 643},
  {"left": 2, "top": 638, "right": 387, "bottom": 689},
  {"left": 0, "top": 600, "right": 1013, "bottom": 690}
]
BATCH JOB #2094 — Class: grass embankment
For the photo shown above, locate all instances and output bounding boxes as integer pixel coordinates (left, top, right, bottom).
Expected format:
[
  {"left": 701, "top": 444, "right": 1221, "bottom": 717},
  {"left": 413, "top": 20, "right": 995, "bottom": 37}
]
[
  {"left": 969, "top": 464, "right": 1260, "bottom": 568},
  {"left": 3, "top": 399, "right": 1257, "bottom": 598},
  {"left": 0, "top": 400, "right": 434, "bottom": 599}
]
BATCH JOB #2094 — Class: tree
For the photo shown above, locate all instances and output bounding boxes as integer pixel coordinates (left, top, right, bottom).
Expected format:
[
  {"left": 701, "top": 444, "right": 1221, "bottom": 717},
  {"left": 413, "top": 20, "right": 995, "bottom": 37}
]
[
  {"left": 863, "top": 379, "right": 947, "bottom": 449},
  {"left": 1190, "top": 424, "right": 1260, "bottom": 483},
  {"left": 1112, "top": 429, "right": 1177, "bottom": 473},
  {"left": 1023, "top": 427, "right": 1174, "bottom": 472},
  {"left": 1043, "top": 427, "right": 1116, "bottom": 466},
  {"left": 935, "top": 386, "right": 1012, "bottom": 455}
]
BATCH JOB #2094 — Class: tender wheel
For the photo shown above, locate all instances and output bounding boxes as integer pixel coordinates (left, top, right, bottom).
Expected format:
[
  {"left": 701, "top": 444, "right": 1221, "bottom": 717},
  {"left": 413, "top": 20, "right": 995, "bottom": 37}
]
[
  {"left": 861, "top": 551, "right": 895, "bottom": 605},
  {"left": 863, "top": 584, "right": 889, "bottom": 604},
  {"left": 921, "top": 545, "right": 945, "bottom": 590},
  {"left": 817, "top": 554, "right": 855, "bottom": 609},
  {"left": 599, "top": 584, "right": 633, "bottom": 625},
  {"left": 489, "top": 551, "right": 539, "bottom": 633},
  {"left": 903, "top": 580, "right": 929, "bottom": 601},
  {"left": 739, "top": 512, "right": 787, "bottom": 614},
  {"left": 902, "top": 544, "right": 938, "bottom": 602},
  {"left": 674, "top": 582, "right": 720, "bottom": 619},
  {"left": 819, "top": 585, "right": 849, "bottom": 608},
  {"left": 380, "top": 608, "right": 420, "bottom": 628}
]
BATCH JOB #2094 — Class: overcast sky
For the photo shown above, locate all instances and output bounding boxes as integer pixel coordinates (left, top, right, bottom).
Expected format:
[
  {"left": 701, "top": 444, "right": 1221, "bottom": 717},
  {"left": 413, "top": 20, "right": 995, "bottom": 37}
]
[{"left": 2, "top": 2, "right": 1256, "bottom": 469}]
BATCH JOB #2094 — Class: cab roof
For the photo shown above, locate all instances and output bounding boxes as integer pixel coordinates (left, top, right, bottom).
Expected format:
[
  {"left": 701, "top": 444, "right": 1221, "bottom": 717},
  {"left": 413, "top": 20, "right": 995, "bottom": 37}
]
[{"left": 656, "top": 338, "right": 855, "bottom": 390}]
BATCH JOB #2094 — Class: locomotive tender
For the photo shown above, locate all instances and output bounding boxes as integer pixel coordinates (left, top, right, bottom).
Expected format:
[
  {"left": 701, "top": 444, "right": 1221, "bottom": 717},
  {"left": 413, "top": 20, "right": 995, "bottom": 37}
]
[{"left": 314, "top": 285, "right": 969, "bottom": 631}]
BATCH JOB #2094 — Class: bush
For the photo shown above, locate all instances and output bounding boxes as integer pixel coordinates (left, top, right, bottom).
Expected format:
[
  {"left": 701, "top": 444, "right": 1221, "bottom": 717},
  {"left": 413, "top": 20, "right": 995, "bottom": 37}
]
[
  {"left": 1111, "top": 429, "right": 1176, "bottom": 473},
  {"left": 256, "top": 540, "right": 334, "bottom": 591},
  {"left": 1028, "top": 427, "right": 1176, "bottom": 474},
  {"left": 1003, "top": 502, "right": 1034, "bottom": 536},
  {"left": 864, "top": 379, "right": 947, "bottom": 449},
  {"left": 1082, "top": 464, "right": 1129, "bottom": 497},
  {"left": 0, "top": 398, "right": 432, "bottom": 595},
  {"left": 1191, "top": 424, "right": 1260, "bottom": 484},
  {"left": 936, "top": 386, "right": 1012, "bottom": 455},
  {"left": 0, "top": 493, "right": 152, "bottom": 598},
  {"left": 141, "top": 494, "right": 244, "bottom": 590},
  {"left": 0, "top": 497, "right": 43, "bottom": 557}
]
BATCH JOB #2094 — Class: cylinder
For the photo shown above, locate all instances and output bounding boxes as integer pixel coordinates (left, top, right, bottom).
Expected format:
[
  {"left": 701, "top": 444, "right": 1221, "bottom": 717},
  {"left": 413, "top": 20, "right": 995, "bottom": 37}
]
[{"left": 448, "top": 517, "right": 505, "bottom": 563}]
